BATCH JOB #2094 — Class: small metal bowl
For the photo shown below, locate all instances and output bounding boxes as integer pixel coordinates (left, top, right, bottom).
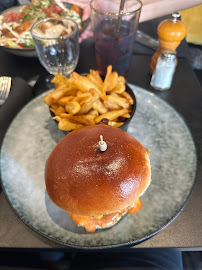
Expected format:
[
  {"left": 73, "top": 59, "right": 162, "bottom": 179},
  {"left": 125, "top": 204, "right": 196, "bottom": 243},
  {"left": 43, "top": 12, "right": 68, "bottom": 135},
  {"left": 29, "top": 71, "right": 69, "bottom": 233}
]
[{"left": 118, "top": 83, "right": 136, "bottom": 132}]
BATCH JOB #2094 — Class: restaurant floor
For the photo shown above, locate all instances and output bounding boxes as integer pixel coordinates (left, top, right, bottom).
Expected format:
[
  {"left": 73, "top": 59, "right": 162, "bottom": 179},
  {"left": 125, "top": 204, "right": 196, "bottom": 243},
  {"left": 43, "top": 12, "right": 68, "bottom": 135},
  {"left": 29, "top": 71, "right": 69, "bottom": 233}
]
[{"left": 0, "top": 250, "right": 202, "bottom": 269}]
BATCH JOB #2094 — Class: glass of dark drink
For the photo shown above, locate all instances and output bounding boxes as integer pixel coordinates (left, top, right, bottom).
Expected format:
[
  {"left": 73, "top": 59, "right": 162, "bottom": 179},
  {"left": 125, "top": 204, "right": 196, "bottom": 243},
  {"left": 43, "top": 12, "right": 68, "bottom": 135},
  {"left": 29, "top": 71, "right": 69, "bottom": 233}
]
[{"left": 90, "top": 0, "right": 142, "bottom": 78}]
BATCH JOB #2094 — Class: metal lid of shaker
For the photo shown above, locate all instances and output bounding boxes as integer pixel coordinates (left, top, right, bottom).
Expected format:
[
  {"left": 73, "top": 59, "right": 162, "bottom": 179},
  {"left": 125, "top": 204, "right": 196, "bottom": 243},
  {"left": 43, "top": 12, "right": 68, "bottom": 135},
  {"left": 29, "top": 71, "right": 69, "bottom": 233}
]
[{"left": 161, "top": 50, "right": 176, "bottom": 60}]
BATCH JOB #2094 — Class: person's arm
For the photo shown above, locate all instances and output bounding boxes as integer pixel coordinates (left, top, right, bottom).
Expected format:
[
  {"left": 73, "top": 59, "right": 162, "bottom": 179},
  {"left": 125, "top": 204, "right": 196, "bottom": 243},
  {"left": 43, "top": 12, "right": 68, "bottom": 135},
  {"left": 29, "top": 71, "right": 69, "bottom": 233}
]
[
  {"left": 140, "top": 0, "right": 202, "bottom": 22},
  {"left": 62, "top": 0, "right": 202, "bottom": 42},
  {"left": 62, "top": 0, "right": 202, "bottom": 22}
]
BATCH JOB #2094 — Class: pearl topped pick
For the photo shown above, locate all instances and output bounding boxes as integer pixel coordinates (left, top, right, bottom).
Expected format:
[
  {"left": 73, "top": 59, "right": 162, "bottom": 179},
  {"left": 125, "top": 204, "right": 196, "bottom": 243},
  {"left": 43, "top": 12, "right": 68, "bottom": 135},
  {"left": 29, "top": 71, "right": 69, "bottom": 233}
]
[{"left": 99, "top": 135, "right": 107, "bottom": 152}]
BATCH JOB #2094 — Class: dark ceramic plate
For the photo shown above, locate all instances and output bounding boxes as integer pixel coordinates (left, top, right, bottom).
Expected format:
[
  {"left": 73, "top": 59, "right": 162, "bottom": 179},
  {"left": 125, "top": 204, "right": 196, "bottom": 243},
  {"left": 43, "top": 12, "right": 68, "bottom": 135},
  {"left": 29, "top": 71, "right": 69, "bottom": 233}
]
[
  {"left": 50, "top": 83, "right": 137, "bottom": 133},
  {"left": 0, "top": 4, "right": 89, "bottom": 57},
  {"left": 0, "top": 84, "right": 197, "bottom": 249}
]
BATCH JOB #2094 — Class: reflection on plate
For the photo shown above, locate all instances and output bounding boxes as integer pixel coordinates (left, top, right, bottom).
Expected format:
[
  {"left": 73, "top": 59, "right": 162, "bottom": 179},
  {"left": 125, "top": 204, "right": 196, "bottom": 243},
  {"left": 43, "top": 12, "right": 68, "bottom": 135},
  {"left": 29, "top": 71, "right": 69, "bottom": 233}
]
[
  {"left": 0, "top": 4, "right": 89, "bottom": 57},
  {"left": 0, "top": 85, "right": 197, "bottom": 249}
]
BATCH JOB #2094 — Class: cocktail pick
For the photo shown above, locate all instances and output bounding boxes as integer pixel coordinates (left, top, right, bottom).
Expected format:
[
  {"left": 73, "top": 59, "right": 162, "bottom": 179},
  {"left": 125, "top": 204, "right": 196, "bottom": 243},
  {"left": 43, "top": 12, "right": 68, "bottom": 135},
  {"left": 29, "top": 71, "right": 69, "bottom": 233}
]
[{"left": 99, "top": 135, "right": 107, "bottom": 151}]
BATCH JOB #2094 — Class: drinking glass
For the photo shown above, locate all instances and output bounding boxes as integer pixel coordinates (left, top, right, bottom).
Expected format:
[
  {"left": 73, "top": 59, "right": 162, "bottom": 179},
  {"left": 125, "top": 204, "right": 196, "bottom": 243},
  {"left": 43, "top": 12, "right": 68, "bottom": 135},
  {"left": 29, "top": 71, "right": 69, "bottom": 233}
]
[
  {"left": 31, "top": 18, "right": 79, "bottom": 77},
  {"left": 90, "top": 0, "right": 142, "bottom": 78}
]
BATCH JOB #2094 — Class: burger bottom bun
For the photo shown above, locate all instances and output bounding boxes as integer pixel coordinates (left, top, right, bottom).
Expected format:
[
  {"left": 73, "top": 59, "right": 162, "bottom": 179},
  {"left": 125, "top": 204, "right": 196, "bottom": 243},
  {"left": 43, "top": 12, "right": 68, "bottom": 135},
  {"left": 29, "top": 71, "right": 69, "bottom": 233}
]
[
  {"left": 96, "top": 212, "right": 127, "bottom": 230},
  {"left": 68, "top": 208, "right": 129, "bottom": 233}
]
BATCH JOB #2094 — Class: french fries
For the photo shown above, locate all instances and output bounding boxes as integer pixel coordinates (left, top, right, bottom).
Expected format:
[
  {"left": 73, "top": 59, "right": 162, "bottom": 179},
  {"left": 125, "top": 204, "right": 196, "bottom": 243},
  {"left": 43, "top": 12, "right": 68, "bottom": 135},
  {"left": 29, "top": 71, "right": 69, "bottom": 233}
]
[
  {"left": 58, "top": 118, "right": 83, "bottom": 131},
  {"left": 65, "top": 101, "right": 81, "bottom": 115},
  {"left": 95, "top": 109, "right": 128, "bottom": 124},
  {"left": 103, "top": 95, "right": 130, "bottom": 109},
  {"left": 44, "top": 65, "right": 134, "bottom": 131},
  {"left": 103, "top": 65, "right": 119, "bottom": 92}
]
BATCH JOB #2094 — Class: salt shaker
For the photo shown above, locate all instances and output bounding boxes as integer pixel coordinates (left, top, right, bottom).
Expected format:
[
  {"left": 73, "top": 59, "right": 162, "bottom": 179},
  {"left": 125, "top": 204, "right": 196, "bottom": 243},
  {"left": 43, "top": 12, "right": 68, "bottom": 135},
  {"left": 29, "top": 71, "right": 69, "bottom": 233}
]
[{"left": 150, "top": 50, "right": 176, "bottom": 91}]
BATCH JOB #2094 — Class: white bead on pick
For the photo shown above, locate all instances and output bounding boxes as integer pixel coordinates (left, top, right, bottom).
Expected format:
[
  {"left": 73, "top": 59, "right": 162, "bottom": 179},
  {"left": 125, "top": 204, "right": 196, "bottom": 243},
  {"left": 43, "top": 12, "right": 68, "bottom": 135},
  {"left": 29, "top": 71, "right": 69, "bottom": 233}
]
[{"left": 99, "top": 135, "right": 107, "bottom": 152}]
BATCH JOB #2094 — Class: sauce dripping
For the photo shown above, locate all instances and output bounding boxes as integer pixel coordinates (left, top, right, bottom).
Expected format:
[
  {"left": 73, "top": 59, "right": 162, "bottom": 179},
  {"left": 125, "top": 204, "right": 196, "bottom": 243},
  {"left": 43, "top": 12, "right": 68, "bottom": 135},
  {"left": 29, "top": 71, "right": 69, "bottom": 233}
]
[
  {"left": 68, "top": 198, "right": 142, "bottom": 233},
  {"left": 128, "top": 198, "right": 142, "bottom": 214}
]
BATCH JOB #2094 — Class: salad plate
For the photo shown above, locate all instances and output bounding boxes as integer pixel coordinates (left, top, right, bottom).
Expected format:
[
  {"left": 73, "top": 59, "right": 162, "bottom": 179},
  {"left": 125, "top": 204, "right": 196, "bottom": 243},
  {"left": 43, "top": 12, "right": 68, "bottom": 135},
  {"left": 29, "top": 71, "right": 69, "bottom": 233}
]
[
  {"left": 0, "top": 1, "right": 89, "bottom": 57},
  {"left": 0, "top": 84, "right": 197, "bottom": 249}
]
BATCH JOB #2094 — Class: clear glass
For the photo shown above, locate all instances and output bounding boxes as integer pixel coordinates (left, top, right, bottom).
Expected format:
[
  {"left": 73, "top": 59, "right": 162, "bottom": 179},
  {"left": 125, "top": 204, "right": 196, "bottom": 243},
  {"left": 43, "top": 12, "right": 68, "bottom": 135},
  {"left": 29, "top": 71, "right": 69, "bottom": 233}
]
[
  {"left": 31, "top": 18, "right": 79, "bottom": 77},
  {"left": 90, "top": 0, "right": 142, "bottom": 78}
]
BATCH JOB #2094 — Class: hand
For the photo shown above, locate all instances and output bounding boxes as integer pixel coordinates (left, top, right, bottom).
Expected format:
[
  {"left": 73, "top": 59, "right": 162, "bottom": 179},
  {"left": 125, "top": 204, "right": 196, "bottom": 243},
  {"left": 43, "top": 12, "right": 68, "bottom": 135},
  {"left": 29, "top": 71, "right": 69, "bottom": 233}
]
[
  {"left": 79, "top": 5, "right": 93, "bottom": 43},
  {"left": 62, "top": 0, "right": 89, "bottom": 9},
  {"left": 81, "top": 4, "right": 90, "bottom": 21},
  {"left": 62, "top": 0, "right": 93, "bottom": 43}
]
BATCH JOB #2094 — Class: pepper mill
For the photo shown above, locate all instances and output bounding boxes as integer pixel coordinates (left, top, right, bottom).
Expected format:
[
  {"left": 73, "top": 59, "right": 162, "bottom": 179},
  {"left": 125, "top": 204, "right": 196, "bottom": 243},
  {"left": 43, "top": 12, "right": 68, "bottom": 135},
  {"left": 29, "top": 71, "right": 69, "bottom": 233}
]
[{"left": 150, "top": 13, "right": 186, "bottom": 74}]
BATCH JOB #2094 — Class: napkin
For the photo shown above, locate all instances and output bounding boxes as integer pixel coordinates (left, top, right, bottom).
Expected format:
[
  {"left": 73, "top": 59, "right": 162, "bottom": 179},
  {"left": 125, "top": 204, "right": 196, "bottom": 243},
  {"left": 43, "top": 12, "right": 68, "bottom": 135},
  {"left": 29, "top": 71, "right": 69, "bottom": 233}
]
[
  {"left": 0, "top": 76, "right": 33, "bottom": 152},
  {"left": 0, "top": 77, "right": 33, "bottom": 191}
]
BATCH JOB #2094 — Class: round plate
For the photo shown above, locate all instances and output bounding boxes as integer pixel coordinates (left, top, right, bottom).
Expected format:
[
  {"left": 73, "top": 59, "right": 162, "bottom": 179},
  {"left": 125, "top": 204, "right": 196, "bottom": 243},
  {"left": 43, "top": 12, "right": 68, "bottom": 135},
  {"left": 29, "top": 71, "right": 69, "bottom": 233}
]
[
  {"left": 0, "top": 85, "right": 197, "bottom": 249},
  {"left": 0, "top": 4, "right": 89, "bottom": 57}
]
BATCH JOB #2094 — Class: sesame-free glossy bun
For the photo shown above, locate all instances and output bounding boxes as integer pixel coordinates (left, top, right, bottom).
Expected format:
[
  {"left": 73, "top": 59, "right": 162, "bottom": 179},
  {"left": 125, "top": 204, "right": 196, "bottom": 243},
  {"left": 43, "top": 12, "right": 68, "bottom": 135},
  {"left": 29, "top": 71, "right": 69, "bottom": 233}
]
[{"left": 45, "top": 125, "right": 151, "bottom": 216}]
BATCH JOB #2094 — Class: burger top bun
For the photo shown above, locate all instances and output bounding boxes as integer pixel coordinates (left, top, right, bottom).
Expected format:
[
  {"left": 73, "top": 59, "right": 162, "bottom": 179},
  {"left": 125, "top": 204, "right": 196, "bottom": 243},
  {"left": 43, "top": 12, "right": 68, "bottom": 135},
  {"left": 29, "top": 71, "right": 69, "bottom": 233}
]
[{"left": 45, "top": 124, "right": 151, "bottom": 216}]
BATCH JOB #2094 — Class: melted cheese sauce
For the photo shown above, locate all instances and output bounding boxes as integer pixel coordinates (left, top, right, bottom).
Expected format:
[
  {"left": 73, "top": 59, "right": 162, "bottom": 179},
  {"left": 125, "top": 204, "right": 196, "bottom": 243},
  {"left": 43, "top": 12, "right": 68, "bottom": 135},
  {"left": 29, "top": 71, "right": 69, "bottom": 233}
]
[
  {"left": 128, "top": 198, "right": 142, "bottom": 214},
  {"left": 68, "top": 198, "right": 142, "bottom": 233}
]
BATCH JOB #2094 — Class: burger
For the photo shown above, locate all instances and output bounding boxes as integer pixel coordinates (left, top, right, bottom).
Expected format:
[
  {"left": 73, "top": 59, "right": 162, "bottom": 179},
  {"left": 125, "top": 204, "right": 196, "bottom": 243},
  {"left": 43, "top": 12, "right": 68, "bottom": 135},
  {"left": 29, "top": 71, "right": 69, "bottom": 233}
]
[{"left": 45, "top": 124, "right": 151, "bottom": 233}]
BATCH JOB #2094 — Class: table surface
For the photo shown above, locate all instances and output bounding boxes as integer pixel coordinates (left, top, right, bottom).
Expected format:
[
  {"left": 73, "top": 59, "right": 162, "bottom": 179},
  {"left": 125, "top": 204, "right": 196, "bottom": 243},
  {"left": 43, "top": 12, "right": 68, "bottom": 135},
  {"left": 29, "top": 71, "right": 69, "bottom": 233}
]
[{"left": 0, "top": 33, "right": 202, "bottom": 250}]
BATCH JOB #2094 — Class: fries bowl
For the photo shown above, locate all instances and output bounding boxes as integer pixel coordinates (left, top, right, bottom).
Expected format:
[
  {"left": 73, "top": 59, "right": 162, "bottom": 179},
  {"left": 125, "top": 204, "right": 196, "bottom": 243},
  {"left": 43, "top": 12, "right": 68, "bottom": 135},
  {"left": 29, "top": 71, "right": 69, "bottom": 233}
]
[
  {"left": 115, "top": 84, "right": 136, "bottom": 132},
  {"left": 45, "top": 66, "right": 136, "bottom": 133}
]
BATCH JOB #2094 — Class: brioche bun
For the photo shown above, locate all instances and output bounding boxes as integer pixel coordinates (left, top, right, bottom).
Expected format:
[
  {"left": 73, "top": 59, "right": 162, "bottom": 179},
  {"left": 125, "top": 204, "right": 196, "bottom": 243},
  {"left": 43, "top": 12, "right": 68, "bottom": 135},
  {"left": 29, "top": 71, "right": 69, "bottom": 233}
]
[{"left": 45, "top": 124, "right": 151, "bottom": 217}]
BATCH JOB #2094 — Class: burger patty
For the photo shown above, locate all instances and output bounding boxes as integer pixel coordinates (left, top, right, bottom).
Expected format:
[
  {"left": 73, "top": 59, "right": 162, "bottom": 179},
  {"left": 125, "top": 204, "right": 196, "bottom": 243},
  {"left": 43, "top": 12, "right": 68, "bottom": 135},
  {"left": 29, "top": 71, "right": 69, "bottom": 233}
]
[{"left": 68, "top": 198, "right": 142, "bottom": 233}]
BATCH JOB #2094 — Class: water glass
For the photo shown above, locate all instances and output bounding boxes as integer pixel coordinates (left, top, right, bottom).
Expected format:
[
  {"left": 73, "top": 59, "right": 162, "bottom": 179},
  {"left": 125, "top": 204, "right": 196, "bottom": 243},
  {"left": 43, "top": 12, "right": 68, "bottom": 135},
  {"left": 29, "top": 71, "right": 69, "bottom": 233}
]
[
  {"left": 31, "top": 18, "right": 79, "bottom": 77},
  {"left": 90, "top": 0, "right": 142, "bottom": 78}
]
